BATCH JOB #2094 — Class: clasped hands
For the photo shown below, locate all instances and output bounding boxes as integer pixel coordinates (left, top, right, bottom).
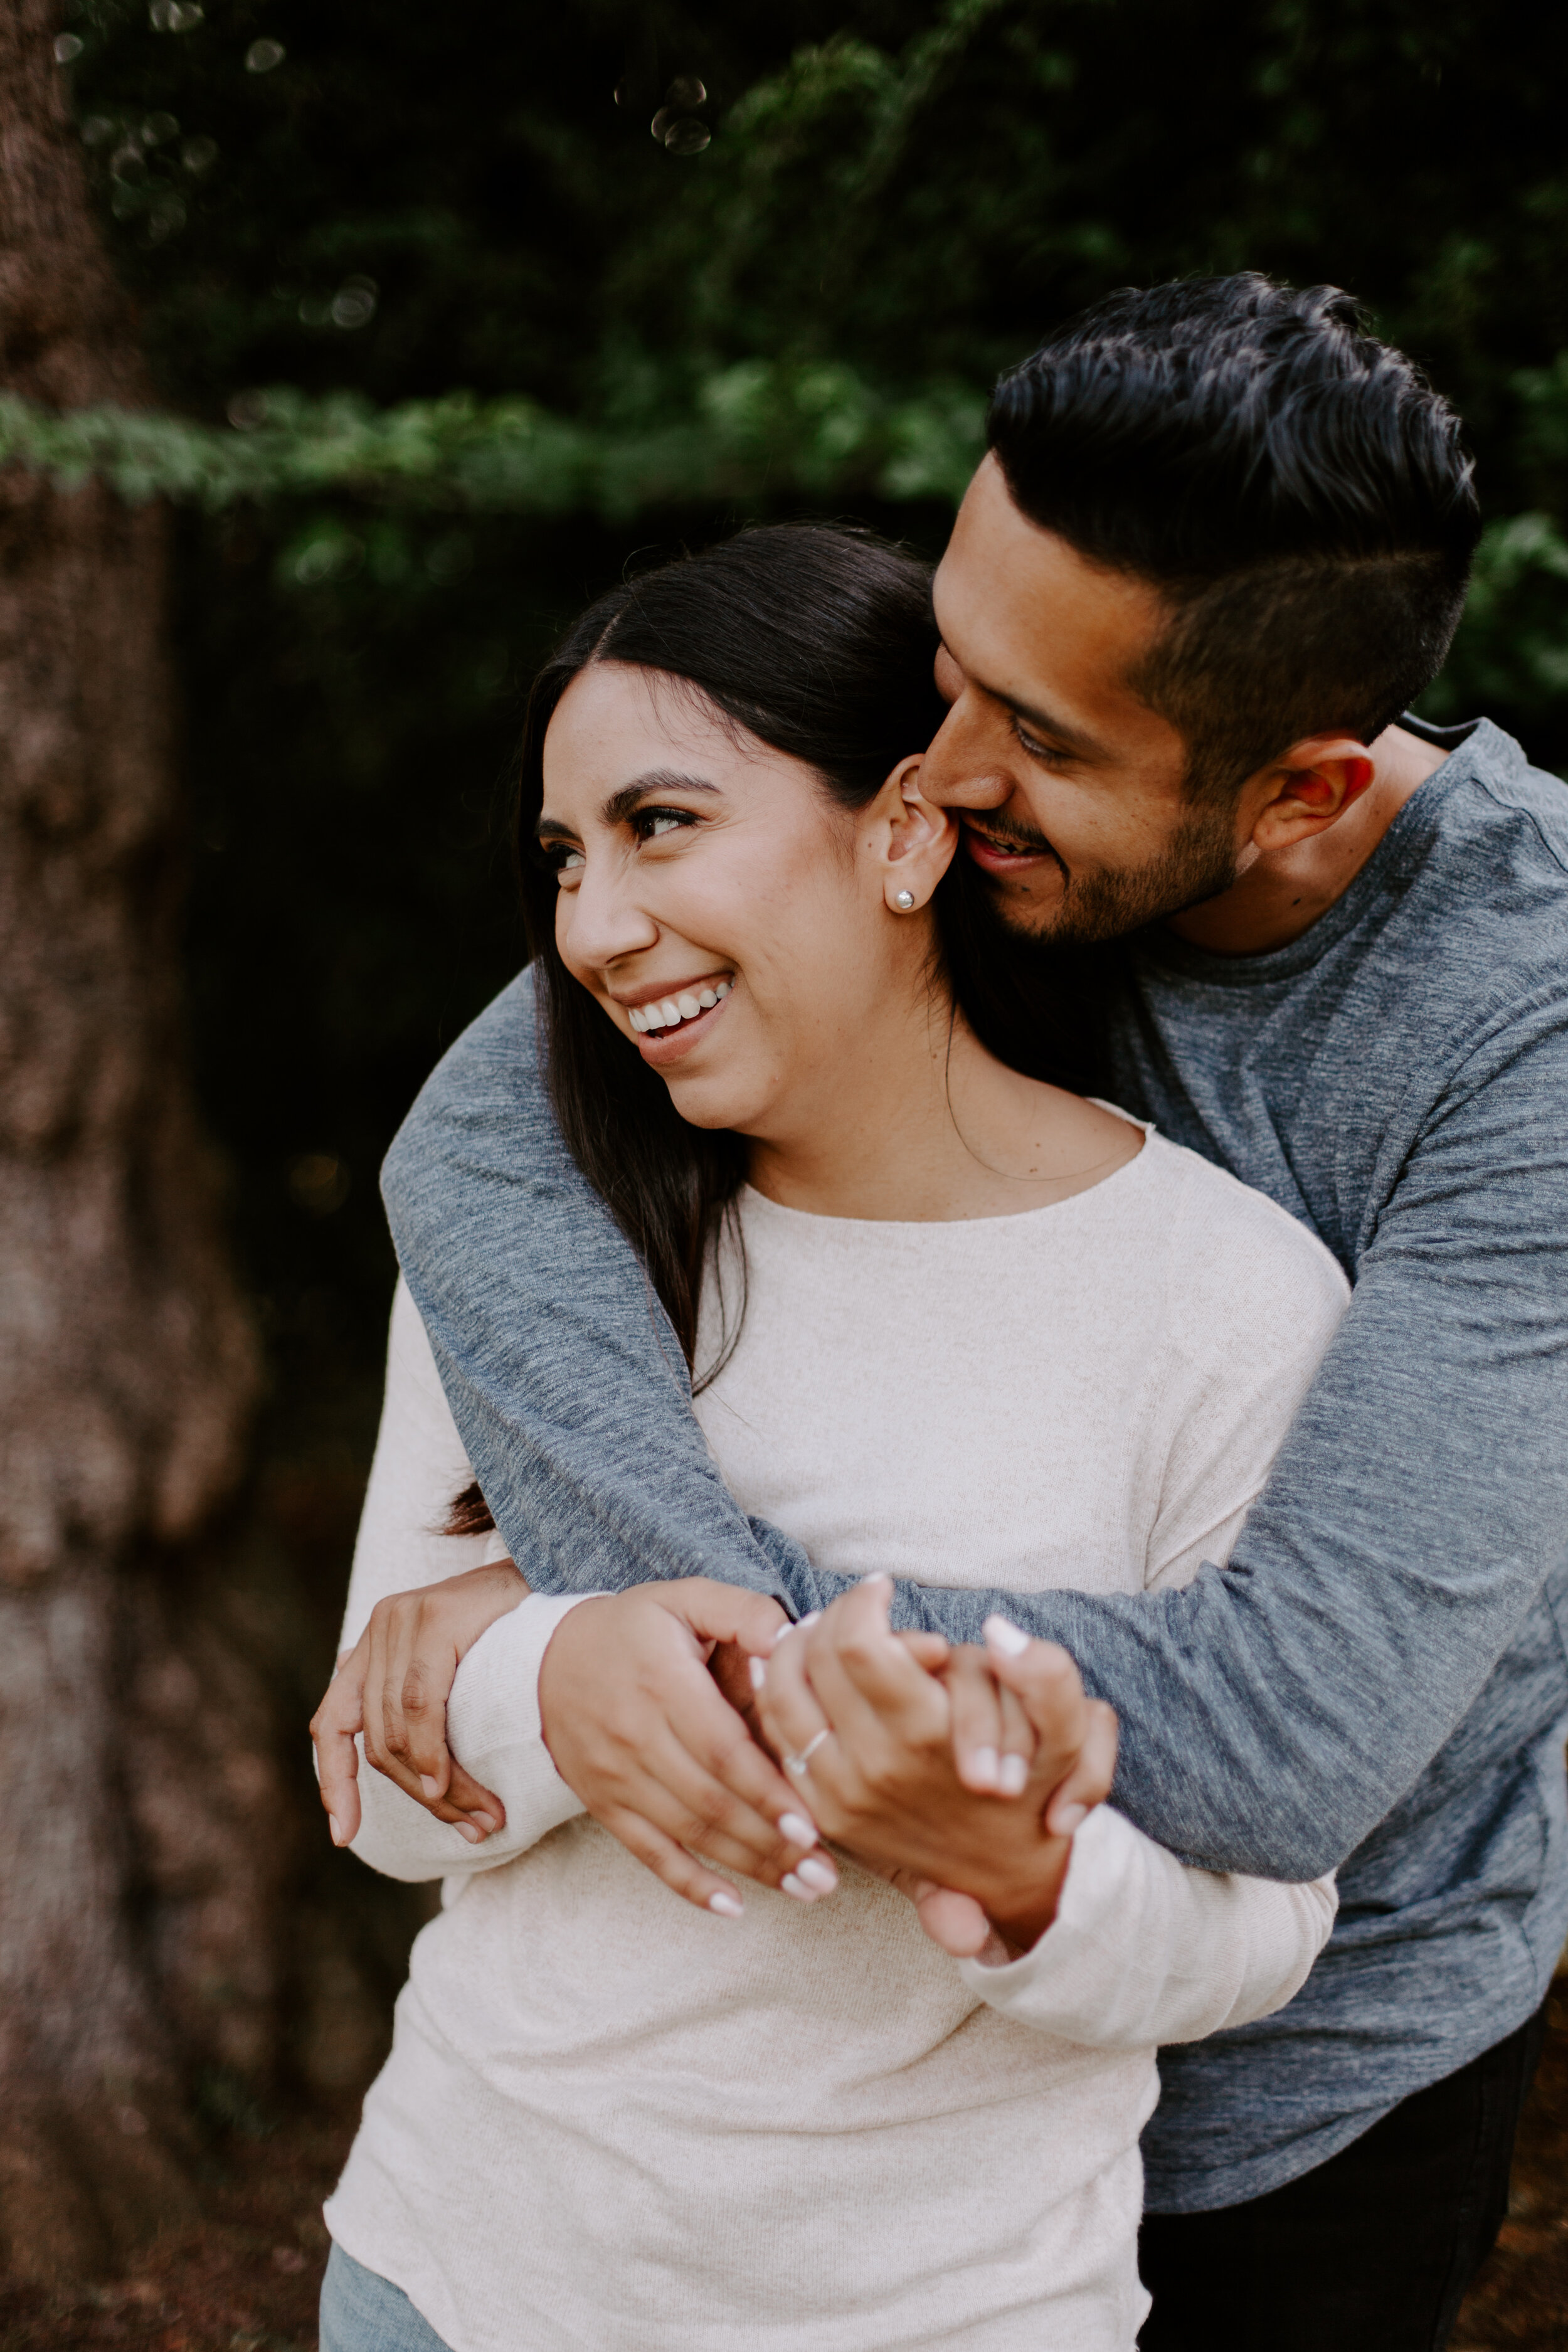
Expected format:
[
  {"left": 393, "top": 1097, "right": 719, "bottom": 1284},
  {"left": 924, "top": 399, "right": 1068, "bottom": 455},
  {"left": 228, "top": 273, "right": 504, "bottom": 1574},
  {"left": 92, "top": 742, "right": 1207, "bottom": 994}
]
[{"left": 312, "top": 1565, "right": 1117, "bottom": 1961}]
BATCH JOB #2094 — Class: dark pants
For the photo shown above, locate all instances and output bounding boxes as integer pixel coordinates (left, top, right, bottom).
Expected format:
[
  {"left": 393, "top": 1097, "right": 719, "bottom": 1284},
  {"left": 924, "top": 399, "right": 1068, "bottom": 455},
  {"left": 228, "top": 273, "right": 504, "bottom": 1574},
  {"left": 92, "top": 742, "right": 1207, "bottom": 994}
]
[{"left": 1138, "top": 2000, "right": 1548, "bottom": 2351}]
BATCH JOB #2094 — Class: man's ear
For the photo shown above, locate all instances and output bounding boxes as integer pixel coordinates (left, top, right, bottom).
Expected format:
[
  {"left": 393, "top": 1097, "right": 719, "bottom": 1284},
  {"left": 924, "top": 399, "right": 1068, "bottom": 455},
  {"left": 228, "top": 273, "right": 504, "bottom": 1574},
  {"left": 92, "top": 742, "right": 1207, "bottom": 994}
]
[
  {"left": 1246, "top": 734, "right": 1377, "bottom": 853},
  {"left": 876, "top": 755, "right": 960, "bottom": 914}
]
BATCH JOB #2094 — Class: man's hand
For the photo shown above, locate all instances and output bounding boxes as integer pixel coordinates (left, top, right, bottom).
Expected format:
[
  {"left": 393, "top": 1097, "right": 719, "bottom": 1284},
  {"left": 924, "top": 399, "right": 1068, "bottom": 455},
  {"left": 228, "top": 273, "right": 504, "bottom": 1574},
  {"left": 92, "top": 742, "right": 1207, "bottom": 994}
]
[
  {"left": 310, "top": 1559, "right": 529, "bottom": 1848},
  {"left": 538, "top": 1581, "right": 839, "bottom": 1919},
  {"left": 755, "top": 1577, "right": 1118, "bottom": 1954}
]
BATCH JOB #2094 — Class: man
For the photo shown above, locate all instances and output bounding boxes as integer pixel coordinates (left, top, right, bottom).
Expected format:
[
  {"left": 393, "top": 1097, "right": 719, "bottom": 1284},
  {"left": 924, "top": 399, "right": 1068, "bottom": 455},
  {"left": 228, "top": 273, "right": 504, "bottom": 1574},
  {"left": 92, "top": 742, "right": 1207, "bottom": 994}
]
[{"left": 376, "top": 277, "right": 1568, "bottom": 2347}]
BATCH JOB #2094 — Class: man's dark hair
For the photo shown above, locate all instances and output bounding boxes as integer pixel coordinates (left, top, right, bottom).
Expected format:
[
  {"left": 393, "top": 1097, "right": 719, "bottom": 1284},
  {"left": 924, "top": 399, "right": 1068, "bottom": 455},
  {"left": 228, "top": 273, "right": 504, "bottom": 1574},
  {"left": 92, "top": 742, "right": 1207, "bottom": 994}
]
[{"left": 988, "top": 275, "right": 1481, "bottom": 797}]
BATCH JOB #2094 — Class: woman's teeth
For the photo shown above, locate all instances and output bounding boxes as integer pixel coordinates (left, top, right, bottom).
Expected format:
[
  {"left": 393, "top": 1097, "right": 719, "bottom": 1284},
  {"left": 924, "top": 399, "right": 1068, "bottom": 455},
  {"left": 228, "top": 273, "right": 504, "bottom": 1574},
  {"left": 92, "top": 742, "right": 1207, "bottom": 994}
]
[{"left": 629, "top": 979, "right": 731, "bottom": 1034}]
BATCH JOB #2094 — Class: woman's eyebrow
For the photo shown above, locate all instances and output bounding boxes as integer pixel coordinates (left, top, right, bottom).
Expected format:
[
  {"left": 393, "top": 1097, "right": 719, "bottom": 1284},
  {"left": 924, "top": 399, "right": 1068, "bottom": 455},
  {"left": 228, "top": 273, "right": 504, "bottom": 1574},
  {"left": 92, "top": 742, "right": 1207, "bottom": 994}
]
[
  {"left": 536, "top": 771, "right": 723, "bottom": 842},
  {"left": 601, "top": 771, "right": 723, "bottom": 827}
]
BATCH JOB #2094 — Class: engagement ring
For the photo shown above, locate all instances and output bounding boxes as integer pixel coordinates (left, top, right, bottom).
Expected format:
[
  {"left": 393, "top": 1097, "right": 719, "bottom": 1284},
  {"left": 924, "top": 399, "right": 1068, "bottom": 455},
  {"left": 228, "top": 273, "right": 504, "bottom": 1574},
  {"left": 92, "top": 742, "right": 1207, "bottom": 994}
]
[{"left": 783, "top": 1729, "right": 830, "bottom": 1779}]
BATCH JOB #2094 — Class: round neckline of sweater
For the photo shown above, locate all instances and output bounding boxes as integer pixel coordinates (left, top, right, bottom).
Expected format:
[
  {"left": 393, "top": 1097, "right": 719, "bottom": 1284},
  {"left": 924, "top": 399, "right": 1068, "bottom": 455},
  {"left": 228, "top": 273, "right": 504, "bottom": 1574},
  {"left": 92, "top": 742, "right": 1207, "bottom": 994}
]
[{"left": 739, "top": 1110, "right": 1158, "bottom": 1235}]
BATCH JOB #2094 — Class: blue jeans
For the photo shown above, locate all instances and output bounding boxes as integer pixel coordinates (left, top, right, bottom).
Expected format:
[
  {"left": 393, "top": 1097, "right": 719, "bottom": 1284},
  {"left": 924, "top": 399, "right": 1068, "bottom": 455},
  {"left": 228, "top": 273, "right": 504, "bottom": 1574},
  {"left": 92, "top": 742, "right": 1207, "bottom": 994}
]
[{"left": 320, "top": 2242, "right": 455, "bottom": 2352}]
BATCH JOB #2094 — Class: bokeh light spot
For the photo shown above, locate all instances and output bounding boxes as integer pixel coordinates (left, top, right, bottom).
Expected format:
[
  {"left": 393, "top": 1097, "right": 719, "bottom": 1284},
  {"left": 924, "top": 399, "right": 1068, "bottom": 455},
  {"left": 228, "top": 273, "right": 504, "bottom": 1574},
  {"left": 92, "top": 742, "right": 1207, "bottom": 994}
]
[
  {"left": 330, "top": 278, "right": 378, "bottom": 330},
  {"left": 288, "top": 1155, "right": 352, "bottom": 1216}
]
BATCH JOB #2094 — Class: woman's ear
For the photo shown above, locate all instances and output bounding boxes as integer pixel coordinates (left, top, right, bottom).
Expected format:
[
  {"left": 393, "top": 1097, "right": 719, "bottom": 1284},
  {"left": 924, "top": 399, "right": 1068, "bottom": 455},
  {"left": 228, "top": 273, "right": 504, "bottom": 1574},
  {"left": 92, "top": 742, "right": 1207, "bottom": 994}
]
[{"left": 877, "top": 755, "right": 959, "bottom": 915}]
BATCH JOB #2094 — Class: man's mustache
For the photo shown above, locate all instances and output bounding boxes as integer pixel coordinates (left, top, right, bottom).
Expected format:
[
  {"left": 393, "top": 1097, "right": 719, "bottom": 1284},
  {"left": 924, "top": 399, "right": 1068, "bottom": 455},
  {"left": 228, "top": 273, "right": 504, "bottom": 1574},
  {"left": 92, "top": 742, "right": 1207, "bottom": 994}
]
[{"left": 962, "top": 813, "right": 1060, "bottom": 861}]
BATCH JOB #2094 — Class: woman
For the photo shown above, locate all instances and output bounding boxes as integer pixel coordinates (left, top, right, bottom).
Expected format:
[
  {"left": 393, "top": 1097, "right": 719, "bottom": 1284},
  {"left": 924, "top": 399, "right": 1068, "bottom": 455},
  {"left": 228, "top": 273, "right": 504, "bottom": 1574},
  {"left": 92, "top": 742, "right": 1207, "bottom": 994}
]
[{"left": 315, "top": 526, "right": 1347, "bottom": 2352}]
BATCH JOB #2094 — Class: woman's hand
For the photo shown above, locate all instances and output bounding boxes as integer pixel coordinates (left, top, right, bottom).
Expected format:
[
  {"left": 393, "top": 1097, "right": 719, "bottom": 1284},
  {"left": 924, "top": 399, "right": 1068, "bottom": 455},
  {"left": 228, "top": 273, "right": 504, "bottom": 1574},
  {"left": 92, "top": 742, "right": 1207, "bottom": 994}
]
[
  {"left": 310, "top": 1559, "right": 529, "bottom": 1848},
  {"left": 537, "top": 1581, "right": 839, "bottom": 1918},
  {"left": 755, "top": 1577, "right": 1118, "bottom": 1955}
]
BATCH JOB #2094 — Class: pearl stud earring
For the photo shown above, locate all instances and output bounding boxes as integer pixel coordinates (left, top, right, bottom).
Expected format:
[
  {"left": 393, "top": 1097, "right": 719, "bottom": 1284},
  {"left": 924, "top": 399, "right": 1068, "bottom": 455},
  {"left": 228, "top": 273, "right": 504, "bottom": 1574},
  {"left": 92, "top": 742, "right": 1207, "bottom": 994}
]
[{"left": 893, "top": 889, "right": 916, "bottom": 911}]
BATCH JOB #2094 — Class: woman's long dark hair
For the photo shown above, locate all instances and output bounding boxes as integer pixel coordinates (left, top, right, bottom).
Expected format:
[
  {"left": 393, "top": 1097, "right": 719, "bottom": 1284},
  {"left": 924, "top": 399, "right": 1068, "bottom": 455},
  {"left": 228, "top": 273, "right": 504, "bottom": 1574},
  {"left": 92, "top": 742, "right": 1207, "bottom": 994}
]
[
  {"left": 511, "top": 525, "right": 938, "bottom": 1388},
  {"left": 516, "top": 522, "right": 1103, "bottom": 1379}
]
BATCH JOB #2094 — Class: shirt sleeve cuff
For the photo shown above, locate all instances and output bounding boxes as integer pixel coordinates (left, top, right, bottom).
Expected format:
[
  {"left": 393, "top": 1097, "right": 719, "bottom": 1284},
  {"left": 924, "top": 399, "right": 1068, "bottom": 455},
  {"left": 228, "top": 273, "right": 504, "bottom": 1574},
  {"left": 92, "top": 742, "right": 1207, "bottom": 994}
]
[
  {"left": 955, "top": 1806, "right": 1162, "bottom": 2043},
  {"left": 955, "top": 1804, "right": 1334, "bottom": 2050},
  {"left": 444, "top": 1591, "right": 598, "bottom": 1844}
]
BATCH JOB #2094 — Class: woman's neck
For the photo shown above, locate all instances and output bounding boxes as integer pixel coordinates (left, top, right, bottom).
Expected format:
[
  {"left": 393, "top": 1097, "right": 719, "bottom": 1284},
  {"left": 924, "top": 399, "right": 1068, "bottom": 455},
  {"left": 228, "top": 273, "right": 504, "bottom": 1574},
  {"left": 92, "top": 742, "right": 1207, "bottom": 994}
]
[{"left": 744, "top": 982, "right": 1140, "bottom": 1224}]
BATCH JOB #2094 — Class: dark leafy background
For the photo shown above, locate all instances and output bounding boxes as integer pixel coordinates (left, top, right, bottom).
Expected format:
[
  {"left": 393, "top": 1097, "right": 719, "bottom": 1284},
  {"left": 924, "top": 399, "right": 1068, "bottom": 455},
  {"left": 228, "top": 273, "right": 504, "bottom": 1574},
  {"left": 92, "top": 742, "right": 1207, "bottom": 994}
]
[
  {"left": 55, "top": 0, "right": 1568, "bottom": 1417},
  {"left": 40, "top": 15, "right": 1568, "bottom": 2094}
]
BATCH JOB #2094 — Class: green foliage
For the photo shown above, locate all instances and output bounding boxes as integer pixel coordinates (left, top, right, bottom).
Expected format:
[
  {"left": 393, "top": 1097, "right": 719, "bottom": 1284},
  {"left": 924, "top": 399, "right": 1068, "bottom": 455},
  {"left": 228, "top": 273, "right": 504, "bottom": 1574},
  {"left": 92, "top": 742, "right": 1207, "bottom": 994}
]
[
  {"left": 1422, "top": 512, "right": 1568, "bottom": 728},
  {"left": 0, "top": 366, "right": 983, "bottom": 514},
  {"left": 40, "top": 0, "right": 1568, "bottom": 1394}
]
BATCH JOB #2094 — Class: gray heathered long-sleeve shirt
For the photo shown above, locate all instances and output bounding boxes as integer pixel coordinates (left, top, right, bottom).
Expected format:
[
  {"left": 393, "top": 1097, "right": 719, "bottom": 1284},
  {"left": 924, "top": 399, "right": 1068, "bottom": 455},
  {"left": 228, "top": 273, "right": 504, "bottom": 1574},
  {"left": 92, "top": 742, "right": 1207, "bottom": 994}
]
[{"left": 382, "top": 715, "right": 1568, "bottom": 2211}]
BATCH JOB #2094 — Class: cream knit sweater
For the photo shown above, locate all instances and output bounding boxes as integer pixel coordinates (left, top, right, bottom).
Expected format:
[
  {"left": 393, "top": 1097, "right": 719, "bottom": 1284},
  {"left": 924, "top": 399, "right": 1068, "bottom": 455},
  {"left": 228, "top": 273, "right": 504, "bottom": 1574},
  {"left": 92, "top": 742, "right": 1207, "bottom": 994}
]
[{"left": 326, "top": 1126, "right": 1347, "bottom": 2351}]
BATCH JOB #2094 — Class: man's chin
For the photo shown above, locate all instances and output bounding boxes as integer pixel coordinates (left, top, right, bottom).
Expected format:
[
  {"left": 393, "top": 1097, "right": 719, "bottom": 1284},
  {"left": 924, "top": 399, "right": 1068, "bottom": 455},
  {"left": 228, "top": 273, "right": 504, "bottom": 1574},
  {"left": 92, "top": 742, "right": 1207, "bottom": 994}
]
[{"left": 985, "top": 882, "right": 1069, "bottom": 942}]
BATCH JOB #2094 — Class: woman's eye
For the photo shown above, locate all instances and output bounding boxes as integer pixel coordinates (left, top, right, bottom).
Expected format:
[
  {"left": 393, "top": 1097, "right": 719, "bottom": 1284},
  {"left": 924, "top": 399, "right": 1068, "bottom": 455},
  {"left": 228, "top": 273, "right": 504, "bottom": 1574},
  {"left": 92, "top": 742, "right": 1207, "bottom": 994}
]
[
  {"left": 632, "top": 805, "right": 696, "bottom": 844},
  {"left": 554, "top": 846, "right": 585, "bottom": 874}
]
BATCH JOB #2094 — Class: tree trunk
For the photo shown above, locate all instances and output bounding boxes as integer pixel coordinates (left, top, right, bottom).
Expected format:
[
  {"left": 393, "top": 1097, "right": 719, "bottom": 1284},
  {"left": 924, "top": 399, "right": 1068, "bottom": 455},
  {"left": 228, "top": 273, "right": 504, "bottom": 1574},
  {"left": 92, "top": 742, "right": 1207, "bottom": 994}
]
[{"left": 0, "top": 1, "right": 278, "bottom": 2280}]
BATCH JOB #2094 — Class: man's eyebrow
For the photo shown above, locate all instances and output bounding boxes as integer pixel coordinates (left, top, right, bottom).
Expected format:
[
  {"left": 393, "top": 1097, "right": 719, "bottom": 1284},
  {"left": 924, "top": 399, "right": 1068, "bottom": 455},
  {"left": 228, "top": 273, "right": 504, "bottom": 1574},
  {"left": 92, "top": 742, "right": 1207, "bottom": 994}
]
[
  {"left": 533, "top": 771, "right": 723, "bottom": 842},
  {"left": 937, "top": 633, "right": 1107, "bottom": 761}
]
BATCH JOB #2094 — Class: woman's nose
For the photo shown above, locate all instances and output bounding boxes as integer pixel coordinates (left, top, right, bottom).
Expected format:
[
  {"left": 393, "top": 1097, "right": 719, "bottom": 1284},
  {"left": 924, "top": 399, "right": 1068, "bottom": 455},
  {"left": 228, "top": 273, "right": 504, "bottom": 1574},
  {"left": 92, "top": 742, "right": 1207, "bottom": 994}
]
[{"left": 558, "top": 856, "right": 660, "bottom": 969}]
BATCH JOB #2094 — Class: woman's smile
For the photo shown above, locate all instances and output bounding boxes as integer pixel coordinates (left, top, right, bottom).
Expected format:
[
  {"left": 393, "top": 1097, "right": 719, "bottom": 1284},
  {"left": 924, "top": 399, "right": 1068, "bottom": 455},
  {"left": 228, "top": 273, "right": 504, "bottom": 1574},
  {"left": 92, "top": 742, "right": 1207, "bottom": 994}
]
[{"left": 620, "top": 973, "right": 734, "bottom": 1057}]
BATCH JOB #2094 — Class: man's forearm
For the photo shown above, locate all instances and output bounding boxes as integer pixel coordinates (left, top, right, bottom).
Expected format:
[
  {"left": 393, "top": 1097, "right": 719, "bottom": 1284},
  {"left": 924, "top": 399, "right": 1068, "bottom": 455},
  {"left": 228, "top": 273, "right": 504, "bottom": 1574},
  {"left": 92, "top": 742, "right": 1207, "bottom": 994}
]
[{"left": 386, "top": 973, "right": 1568, "bottom": 1890}]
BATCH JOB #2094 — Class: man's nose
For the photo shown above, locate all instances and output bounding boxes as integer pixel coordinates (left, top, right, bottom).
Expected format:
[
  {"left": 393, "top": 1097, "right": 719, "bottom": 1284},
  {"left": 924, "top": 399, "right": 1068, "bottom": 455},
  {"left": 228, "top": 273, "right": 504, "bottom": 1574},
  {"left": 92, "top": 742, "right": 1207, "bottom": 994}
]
[{"left": 918, "top": 696, "right": 1014, "bottom": 810}]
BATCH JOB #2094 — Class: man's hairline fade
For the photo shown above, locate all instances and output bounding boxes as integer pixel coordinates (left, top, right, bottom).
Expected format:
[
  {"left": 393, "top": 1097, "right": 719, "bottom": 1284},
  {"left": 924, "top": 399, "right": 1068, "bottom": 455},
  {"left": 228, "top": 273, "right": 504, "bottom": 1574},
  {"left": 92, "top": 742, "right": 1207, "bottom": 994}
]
[{"left": 986, "top": 273, "right": 1480, "bottom": 805}]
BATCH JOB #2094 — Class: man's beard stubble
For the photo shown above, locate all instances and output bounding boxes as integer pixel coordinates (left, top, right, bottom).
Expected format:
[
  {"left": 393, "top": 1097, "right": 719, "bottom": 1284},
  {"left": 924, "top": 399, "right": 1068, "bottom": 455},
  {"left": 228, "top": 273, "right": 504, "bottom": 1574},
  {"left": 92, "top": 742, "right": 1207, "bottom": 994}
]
[
  {"left": 935, "top": 803, "right": 1242, "bottom": 1096},
  {"left": 978, "top": 801, "right": 1242, "bottom": 948}
]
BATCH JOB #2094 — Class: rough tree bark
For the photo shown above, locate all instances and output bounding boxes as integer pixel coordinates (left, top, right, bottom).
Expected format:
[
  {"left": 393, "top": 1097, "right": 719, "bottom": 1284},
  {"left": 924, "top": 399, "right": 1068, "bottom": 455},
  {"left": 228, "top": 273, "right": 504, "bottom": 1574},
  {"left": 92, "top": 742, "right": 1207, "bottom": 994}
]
[{"left": 0, "top": 1, "right": 285, "bottom": 2281}]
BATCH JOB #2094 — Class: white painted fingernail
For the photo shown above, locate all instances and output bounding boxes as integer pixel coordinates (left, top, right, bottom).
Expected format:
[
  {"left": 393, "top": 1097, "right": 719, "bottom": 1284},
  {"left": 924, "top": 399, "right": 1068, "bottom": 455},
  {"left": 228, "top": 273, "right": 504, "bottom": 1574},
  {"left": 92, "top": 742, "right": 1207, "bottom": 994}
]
[
  {"left": 1053, "top": 1802, "right": 1088, "bottom": 1835},
  {"left": 781, "top": 1872, "right": 817, "bottom": 1902},
  {"left": 778, "top": 1812, "right": 817, "bottom": 1848},
  {"left": 455, "top": 1821, "right": 481, "bottom": 1844},
  {"left": 998, "top": 1753, "right": 1029, "bottom": 1797},
  {"left": 795, "top": 1856, "right": 837, "bottom": 1894},
  {"left": 419, "top": 1774, "right": 440, "bottom": 1798},
  {"left": 865, "top": 1572, "right": 891, "bottom": 1588},
  {"left": 748, "top": 1656, "right": 766, "bottom": 1691},
  {"left": 984, "top": 1614, "right": 1030, "bottom": 1658},
  {"left": 708, "top": 1888, "right": 744, "bottom": 1919},
  {"left": 773, "top": 1611, "right": 819, "bottom": 1646},
  {"left": 969, "top": 1746, "right": 999, "bottom": 1789},
  {"left": 328, "top": 1815, "right": 345, "bottom": 1847},
  {"left": 469, "top": 1813, "right": 498, "bottom": 1836}
]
